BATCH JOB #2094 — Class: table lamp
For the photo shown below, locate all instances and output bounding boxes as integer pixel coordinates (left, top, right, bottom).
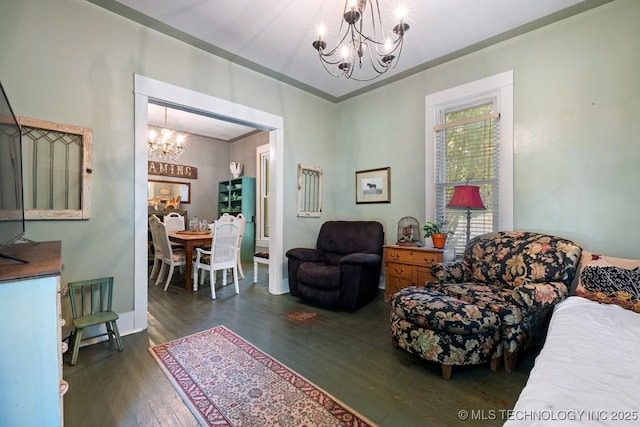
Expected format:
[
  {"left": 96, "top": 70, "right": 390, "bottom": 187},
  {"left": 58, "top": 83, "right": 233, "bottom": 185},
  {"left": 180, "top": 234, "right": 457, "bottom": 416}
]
[{"left": 446, "top": 185, "right": 486, "bottom": 245}]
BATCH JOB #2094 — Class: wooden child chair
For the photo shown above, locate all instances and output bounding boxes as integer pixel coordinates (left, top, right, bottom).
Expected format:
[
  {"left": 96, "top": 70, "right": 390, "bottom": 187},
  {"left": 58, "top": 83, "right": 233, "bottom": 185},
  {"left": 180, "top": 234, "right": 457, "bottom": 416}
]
[{"left": 68, "top": 277, "right": 124, "bottom": 365}]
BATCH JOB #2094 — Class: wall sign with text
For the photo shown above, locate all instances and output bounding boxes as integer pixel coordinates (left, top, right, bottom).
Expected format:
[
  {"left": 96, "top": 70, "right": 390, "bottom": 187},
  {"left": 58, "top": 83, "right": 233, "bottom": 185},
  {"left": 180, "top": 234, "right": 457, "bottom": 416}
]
[{"left": 148, "top": 161, "right": 198, "bottom": 179}]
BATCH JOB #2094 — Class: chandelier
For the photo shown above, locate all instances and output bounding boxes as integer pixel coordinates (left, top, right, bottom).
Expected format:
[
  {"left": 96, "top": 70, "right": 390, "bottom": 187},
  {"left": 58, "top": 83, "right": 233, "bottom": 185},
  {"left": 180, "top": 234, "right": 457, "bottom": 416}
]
[
  {"left": 148, "top": 107, "right": 187, "bottom": 160},
  {"left": 312, "top": 0, "right": 410, "bottom": 81}
]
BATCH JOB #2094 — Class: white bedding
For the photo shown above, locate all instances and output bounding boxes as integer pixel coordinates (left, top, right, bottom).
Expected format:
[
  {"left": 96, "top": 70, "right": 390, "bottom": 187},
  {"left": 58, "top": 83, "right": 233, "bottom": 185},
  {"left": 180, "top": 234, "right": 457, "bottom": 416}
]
[{"left": 504, "top": 296, "right": 640, "bottom": 426}]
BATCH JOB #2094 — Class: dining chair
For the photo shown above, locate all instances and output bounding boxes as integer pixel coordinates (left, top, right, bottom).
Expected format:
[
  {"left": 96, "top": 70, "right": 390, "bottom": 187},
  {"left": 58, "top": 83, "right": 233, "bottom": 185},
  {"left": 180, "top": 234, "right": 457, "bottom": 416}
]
[
  {"left": 253, "top": 251, "right": 269, "bottom": 283},
  {"left": 163, "top": 212, "right": 186, "bottom": 249},
  {"left": 67, "top": 277, "right": 124, "bottom": 365},
  {"left": 236, "top": 213, "right": 246, "bottom": 279},
  {"left": 217, "top": 213, "right": 245, "bottom": 278},
  {"left": 148, "top": 215, "right": 164, "bottom": 280},
  {"left": 163, "top": 212, "right": 186, "bottom": 232},
  {"left": 193, "top": 215, "right": 241, "bottom": 299},
  {"left": 155, "top": 220, "right": 187, "bottom": 290}
]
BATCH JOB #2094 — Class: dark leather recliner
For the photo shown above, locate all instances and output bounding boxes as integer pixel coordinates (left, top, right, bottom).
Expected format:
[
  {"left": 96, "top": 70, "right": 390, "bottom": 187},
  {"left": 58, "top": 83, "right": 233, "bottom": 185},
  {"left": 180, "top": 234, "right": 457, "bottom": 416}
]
[{"left": 286, "top": 221, "right": 384, "bottom": 310}]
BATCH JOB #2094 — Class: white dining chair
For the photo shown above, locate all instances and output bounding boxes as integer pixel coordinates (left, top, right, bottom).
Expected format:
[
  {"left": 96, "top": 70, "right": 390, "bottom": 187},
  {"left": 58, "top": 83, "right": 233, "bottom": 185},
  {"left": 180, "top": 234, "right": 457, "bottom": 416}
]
[
  {"left": 235, "top": 213, "right": 246, "bottom": 279},
  {"left": 148, "top": 215, "right": 164, "bottom": 280},
  {"left": 253, "top": 251, "right": 269, "bottom": 283},
  {"left": 163, "top": 211, "right": 186, "bottom": 249},
  {"left": 154, "top": 220, "right": 187, "bottom": 290},
  {"left": 164, "top": 212, "right": 185, "bottom": 232},
  {"left": 217, "top": 213, "right": 245, "bottom": 279},
  {"left": 193, "top": 215, "right": 241, "bottom": 299}
]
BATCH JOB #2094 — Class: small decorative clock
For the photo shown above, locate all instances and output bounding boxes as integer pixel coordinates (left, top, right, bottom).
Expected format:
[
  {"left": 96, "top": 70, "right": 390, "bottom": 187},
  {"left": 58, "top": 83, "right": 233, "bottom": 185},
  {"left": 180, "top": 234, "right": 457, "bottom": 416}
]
[{"left": 396, "top": 216, "right": 421, "bottom": 246}]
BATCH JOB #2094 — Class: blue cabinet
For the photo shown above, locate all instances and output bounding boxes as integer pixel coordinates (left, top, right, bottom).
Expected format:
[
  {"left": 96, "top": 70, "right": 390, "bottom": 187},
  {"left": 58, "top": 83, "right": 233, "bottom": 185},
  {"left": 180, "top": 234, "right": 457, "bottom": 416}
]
[{"left": 0, "top": 241, "right": 65, "bottom": 426}]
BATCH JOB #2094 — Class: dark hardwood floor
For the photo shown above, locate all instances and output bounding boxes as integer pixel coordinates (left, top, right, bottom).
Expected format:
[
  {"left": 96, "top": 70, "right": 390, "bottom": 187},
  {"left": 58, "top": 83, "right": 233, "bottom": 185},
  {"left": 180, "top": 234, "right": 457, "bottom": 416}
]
[{"left": 63, "top": 265, "right": 536, "bottom": 426}]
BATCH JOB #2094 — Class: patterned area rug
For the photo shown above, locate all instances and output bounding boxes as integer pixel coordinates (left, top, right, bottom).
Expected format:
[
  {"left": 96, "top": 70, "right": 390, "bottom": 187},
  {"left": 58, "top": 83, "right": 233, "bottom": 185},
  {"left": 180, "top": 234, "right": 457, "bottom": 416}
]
[{"left": 149, "top": 325, "right": 376, "bottom": 426}]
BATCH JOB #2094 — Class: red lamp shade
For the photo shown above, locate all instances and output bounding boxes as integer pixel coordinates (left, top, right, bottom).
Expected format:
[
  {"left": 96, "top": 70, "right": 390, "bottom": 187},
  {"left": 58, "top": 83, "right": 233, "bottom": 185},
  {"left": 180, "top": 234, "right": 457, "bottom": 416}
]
[{"left": 446, "top": 185, "right": 486, "bottom": 210}]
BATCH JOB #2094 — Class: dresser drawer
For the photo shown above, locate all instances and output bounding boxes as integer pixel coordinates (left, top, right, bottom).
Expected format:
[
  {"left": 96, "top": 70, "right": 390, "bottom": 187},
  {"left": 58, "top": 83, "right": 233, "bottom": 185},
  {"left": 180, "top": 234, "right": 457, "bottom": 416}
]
[
  {"left": 385, "top": 247, "right": 441, "bottom": 267},
  {"left": 383, "top": 246, "right": 443, "bottom": 303},
  {"left": 386, "top": 262, "right": 415, "bottom": 281},
  {"left": 384, "top": 247, "right": 405, "bottom": 263}
]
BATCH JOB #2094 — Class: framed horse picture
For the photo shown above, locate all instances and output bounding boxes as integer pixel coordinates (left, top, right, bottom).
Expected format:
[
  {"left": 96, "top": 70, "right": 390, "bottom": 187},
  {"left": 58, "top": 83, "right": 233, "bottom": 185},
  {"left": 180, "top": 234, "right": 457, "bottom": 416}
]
[{"left": 355, "top": 167, "right": 390, "bottom": 204}]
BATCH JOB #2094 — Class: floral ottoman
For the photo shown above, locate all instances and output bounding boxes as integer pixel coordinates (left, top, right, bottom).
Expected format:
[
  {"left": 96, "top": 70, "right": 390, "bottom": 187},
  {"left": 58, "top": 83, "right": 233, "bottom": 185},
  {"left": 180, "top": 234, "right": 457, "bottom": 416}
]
[{"left": 390, "top": 286, "right": 502, "bottom": 379}]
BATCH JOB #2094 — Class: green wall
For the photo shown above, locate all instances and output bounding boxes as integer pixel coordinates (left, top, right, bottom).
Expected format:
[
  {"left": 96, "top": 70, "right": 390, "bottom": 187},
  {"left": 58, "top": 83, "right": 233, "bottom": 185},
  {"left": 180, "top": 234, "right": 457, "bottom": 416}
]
[
  {"left": 0, "top": 0, "right": 337, "bottom": 312},
  {"left": 1, "top": 0, "right": 638, "bottom": 317},
  {"left": 336, "top": 0, "right": 640, "bottom": 259}
]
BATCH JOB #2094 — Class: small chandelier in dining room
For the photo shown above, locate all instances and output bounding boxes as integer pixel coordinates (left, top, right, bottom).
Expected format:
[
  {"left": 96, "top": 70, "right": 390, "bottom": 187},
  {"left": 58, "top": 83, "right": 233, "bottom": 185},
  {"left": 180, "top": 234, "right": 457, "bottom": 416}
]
[
  {"left": 312, "top": 0, "right": 410, "bottom": 81},
  {"left": 148, "top": 107, "right": 187, "bottom": 160}
]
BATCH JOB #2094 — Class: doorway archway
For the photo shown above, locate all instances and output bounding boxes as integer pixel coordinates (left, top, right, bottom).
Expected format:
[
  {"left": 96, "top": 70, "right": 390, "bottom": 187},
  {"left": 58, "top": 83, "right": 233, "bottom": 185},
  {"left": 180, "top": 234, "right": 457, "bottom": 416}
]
[{"left": 132, "top": 75, "right": 285, "bottom": 331}]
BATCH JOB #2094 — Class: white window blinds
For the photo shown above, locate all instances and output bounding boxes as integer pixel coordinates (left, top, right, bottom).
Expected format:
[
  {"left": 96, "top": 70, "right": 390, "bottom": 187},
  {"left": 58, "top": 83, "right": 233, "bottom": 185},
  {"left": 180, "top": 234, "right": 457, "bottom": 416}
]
[{"left": 434, "top": 103, "right": 500, "bottom": 256}]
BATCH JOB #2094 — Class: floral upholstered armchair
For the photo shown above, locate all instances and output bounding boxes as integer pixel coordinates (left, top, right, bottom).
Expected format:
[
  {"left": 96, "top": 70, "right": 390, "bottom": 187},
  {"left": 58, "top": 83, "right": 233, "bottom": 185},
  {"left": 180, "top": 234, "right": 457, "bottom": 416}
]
[{"left": 427, "top": 231, "right": 582, "bottom": 372}]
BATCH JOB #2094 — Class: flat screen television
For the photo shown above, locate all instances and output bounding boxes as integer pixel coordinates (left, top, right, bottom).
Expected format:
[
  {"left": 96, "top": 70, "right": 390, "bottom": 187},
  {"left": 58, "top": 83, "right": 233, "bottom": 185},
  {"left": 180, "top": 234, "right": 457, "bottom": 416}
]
[{"left": 0, "top": 80, "right": 27, "bottom": 263}]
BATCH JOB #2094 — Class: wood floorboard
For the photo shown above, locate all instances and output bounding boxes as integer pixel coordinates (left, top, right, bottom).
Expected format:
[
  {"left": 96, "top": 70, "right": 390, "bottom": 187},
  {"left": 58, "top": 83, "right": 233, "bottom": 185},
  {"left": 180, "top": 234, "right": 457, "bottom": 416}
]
[{"left": 63, "top": 263, "right": 536, "bottom": 426}]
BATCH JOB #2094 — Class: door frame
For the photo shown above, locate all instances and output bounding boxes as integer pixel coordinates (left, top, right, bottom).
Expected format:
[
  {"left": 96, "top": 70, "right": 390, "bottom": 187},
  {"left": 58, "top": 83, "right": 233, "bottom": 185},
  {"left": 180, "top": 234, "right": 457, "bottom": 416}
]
[{"left": 132, "top": 75, "right": 285, "bottom": 331}]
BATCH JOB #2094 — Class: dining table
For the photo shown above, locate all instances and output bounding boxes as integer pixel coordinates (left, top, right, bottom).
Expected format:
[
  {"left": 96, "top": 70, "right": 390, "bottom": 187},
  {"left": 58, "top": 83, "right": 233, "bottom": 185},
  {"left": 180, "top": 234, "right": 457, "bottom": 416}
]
[{"left": 168, "top": 230, "right": 212, "bottom": 291}]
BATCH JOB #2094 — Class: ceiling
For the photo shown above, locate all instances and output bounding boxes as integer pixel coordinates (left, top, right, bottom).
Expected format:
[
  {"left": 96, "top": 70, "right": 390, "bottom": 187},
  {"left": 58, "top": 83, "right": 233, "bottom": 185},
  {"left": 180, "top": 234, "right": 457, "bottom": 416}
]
[
  {"left": 97, "top": 0, "right": 610, "bottom": 139},
  {"left": 148, "top": 103, "right": 259, "bottom": 141}
]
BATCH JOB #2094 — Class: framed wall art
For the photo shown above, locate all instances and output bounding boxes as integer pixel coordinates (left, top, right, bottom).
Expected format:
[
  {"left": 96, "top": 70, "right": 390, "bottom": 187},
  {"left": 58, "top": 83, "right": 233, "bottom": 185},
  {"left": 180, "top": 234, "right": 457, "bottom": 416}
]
[{"left": 355, "top": 167, "right": 390, "bottom": 204}]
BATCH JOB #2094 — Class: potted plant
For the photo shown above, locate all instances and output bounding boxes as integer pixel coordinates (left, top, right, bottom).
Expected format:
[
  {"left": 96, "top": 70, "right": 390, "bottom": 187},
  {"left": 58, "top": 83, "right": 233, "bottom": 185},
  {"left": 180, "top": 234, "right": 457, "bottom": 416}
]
[{"left": 423, "top": 217, "right": 452, "bottom": 249}]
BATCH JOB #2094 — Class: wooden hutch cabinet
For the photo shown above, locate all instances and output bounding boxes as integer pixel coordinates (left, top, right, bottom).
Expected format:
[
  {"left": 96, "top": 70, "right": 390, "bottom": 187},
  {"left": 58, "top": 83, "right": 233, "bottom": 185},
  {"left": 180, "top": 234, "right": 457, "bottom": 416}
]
[{"left": 383, "top": 245, "right": 443, "bottom": 302}]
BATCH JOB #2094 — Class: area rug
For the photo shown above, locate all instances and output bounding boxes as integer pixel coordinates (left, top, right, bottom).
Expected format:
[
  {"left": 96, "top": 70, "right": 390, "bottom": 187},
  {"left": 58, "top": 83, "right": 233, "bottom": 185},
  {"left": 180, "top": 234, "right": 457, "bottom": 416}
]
[{"left": 149, "top": 325, "right": 376, "bottom": 427}]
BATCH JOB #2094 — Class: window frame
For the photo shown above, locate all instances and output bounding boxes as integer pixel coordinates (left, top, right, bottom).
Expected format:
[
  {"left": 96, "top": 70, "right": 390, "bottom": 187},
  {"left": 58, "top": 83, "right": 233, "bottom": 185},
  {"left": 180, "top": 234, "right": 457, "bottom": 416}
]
[
  {"left": 296, "top": 163, "right": 323, "bottom": 218},
  {"left": 425, "top": 71, "right": 514, "bottom": 242},
  {"left": 18, "top": 116, "right": 92, "bottom": 220},
  {"left": 256, "top": 143, "right": 269, "bottom": 246}
]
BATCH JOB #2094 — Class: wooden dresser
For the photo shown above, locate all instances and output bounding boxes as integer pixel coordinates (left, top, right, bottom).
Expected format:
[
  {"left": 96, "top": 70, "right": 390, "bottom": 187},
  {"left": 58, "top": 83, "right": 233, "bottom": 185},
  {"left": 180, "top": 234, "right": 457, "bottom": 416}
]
[{"left": 383, "top": 245, "right": 443, "bottom": 301}]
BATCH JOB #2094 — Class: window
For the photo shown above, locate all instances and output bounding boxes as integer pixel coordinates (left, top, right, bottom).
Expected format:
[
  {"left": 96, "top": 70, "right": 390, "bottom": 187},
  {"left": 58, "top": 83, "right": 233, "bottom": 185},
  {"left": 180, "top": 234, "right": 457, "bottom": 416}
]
[
  {"left": 426, "top": 71, "right": 513, "bottom": 256},
  {"left": 19, "top": 116, "right": 92, "bottom": 220},
  {"left": 435, "top": 102, "right": 499, "bottom": 253},
  {"left": 256, "top": 144, "right": 269, "bottom": 245}
]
